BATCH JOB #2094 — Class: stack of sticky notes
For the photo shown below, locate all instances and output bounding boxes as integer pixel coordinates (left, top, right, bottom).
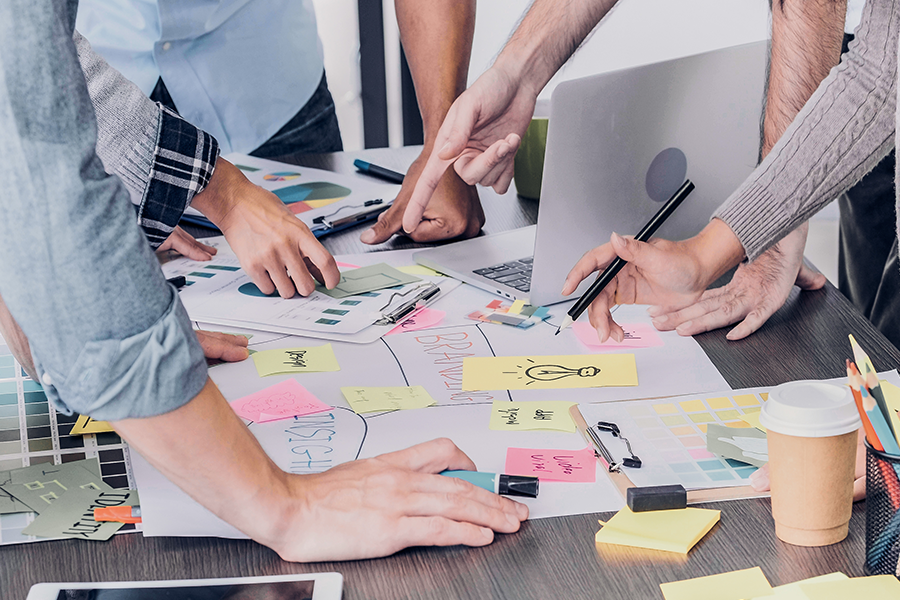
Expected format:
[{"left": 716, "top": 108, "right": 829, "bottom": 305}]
[
  {"left": 661, "top": 567, "right": 772, "bottom": 600},
  {"left": 662, "top": 569, "right": 900, "bottom": 600},
  {"left": 595, "top": 506, "right": 720, "bottom": 554},
  {"left": 467, "top": 299, "right": 549, "bottom": 329}
]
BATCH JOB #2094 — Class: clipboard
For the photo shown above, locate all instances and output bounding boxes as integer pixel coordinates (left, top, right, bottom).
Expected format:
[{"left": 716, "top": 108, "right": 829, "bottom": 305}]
[{"left": 569, "top": 404, "right": 769, "bottom": 504}]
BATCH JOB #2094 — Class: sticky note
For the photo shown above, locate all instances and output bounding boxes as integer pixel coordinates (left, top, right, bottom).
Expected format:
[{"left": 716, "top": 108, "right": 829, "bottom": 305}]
[
  {"left": 749, "top": 573, "right": 848, "bottom": 599},
  {"left": 0, "top": 459, "right": 111, "bottom": 513},
  {"left": 22, "top": 488, "right": 138, "bottom": 541},
  {"left": 386, "top": 308, "right": 445, "bottom": 335},
  {"left": 509, "top": 300, "right": 526, "bottom": 315},
  {"left": 397, "top": 264, "right": 444, "bottom": 277},
  {"left": 230, "top": 379, "right": 331, "bottom": 423},
  {"left": 660, "top": 567, "right": 773, "bottom": 600},
  {"left": 739, "top": 410, "right": 767, "bottom": 432},
  {"left": 799, "top": 575, "right": 900, "bottom": 599},
  {"left": 505, "top": 447, "right": 595, "bottom": 482},
  {"left": 251, "top": 344, "right": 340, "bottom": 377},
  {"left": 69, "top": 415, "right": 114, "bottom": 435},
  {"left": 341, "top": 386, "right": 436, "bottom": 414},
  {"left": 596, "top": 507, "right": 720, "bottom": 555},
  {"left": 462, "top": 354, "right": 638, "bottom": 391},
  {"left": 573, "top": 322, "right": 664, "bottom": 350},
  {"left": 317, "top": 263, "right": 421, "bottom": 298},
  {"left": 879, "top": 380, "right": 900, "bottom": 440},
  {"left": 489, "top": 400, "right": 576, "bottom": 432}
]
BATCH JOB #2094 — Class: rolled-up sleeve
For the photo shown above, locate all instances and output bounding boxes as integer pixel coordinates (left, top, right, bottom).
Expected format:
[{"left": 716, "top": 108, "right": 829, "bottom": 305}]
[{"left": 0, "top": 0, "right": 207, "bottom": 420}]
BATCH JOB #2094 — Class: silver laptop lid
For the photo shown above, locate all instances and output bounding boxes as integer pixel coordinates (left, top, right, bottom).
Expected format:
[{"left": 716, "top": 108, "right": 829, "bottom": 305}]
[{"left": 529, "top": 41, "right": 767, "bottom": 306}]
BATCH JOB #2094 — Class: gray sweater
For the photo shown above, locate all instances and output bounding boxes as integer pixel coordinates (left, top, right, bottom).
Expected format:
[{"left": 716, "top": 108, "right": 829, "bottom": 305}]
[{"left": 714, "top": 0, "right": 898, "bottom": 261}]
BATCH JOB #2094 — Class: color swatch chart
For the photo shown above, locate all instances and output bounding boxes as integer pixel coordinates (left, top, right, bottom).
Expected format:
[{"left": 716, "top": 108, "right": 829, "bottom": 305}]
[
  {"left": 580, "top": 389, "right": 768, "bottom": 490},
  {"left": 0, "top": 345, "right": 138, "bottom": 545}
]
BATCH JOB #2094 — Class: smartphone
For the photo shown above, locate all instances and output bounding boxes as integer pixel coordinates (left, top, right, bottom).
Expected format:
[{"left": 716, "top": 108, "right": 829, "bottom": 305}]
[{"left": 27, "top": 573, "right": 343, "bottom": 600}]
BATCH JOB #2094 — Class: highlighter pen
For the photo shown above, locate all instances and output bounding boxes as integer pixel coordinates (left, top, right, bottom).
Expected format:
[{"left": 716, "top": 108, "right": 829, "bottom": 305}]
[
  {"left": 556, "top": 180, "right": 695, "bottom": 334},
  {"left": 441, "top": 470, "right": 539, "bottom": 498},
  {"left": 354, "top": 159, "right": 405, "bottom": 184}
]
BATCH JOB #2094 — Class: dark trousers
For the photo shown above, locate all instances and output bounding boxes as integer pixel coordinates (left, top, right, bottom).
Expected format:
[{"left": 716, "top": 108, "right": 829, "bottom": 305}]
[
  {"left": 150, "top": 71, "right": 343, "bottom": 157},
  {"left": 837, "top": 34, "right": 900, "bottom": 349}
]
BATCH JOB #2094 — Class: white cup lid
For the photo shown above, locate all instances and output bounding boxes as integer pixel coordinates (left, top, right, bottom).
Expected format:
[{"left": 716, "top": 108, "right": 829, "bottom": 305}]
[{"left": 760, "top": 380, "right": 861, "bottom": 438}]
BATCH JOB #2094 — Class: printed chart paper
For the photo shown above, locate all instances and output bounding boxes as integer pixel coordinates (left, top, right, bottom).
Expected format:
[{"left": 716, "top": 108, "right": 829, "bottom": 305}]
[{"left": 463, "top": 354, "right": 638, "bottom": 391}]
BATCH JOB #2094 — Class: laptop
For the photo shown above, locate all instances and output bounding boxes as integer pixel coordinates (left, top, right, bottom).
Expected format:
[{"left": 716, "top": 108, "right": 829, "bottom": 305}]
[{"left": 414, "top": 41, "right": 767, "bottom": 306}]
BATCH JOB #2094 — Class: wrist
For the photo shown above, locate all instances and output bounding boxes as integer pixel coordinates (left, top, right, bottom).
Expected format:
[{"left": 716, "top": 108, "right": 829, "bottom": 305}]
[
  {"left": 692, "top": 219, "right": 747, "bottom": 285},
  {"left": 189, "top": 158, "right": 246, "bottom": 228}
]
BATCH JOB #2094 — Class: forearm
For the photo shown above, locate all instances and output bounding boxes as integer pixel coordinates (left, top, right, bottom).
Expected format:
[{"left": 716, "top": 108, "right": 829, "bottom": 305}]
[
  {"left": 112, "top": 378, "right": 292, "bottom": 547},
  {"left": 395, "top": 0, "right": 475, "bottom": 146},
  {"left": 495, "top": 0, "right": 618, "bottom": 96},
  {"left": 763, "top": 0, "right": 846, "bottom": 157}
]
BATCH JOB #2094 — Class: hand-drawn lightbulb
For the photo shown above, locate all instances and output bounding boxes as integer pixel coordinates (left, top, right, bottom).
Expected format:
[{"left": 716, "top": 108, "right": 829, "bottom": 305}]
[{"left": 523, "top": 364, "right": 601, "bottom": 384}]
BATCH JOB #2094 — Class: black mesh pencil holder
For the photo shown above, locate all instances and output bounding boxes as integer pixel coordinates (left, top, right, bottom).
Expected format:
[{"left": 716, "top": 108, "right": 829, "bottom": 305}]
[{"left": 865, "top": 442, "right": 900, "bottom": 578}]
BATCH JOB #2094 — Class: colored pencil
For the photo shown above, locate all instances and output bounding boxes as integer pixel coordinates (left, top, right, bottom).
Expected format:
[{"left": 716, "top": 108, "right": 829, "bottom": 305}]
[
  {"left": 848, "top": 360, "right": 884, "bottom": 451},
  {"left": 855, "top": 372, "right": 900, "bottom": 456},
  {"left": 849, "top": 334, "right": 896, "bottom": 439}
]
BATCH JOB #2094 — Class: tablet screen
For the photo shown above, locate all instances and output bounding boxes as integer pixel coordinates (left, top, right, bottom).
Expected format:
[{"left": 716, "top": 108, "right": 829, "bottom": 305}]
[{"left": 55, "top": 581, "right": 315, "bottom": 600}]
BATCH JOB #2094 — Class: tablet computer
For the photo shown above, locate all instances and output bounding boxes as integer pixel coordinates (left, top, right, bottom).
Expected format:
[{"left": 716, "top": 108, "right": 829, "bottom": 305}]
[{"left": 27, "top": 573, "right": 343, "bottom": 600}]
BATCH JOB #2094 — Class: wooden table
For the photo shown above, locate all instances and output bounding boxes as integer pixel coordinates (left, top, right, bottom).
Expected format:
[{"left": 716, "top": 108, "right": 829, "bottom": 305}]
[{"left": 3, "top": 148, "right": 899, "bottom": 600}]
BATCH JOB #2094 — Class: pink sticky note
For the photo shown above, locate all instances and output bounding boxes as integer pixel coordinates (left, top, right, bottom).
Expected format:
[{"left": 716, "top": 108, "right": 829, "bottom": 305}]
[
  {"left": 230, "top": 379, "right": 331, "bottom": 423},
  {"left": 573, "top": 322, "right": 664, "bottom": 350},
  {"left": 386, "top": 308, "right": 446, "bottom": 335},
  {"left": 336, "top": 261, "right": 361, "bottom": 270},
  {"left": 505, "top": 447, "right": 596, "bottom": 483}
]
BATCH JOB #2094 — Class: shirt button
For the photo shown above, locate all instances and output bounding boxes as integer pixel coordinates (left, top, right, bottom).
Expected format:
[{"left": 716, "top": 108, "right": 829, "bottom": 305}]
[
  {"left": 41, "top": 372, "right": 53, "bottom": 386},
  {"left": 162, "top": 42, "right": 172, "bottom": 51}
]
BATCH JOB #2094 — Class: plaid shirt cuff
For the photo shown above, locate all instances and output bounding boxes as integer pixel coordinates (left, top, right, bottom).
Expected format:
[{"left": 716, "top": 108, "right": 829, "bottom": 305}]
[{"left": 137, "top": 106, "right": 219, "bottom": 247}]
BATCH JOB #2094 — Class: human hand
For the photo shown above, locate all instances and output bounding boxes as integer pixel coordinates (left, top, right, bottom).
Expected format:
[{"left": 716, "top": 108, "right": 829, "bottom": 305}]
[
  {"left": 402, "top": 67, "right": 537, "bottom": 234},
  {"left": 195, "top": 330, "right": 249, "bottom": 362},
  {"left": 190, "top": 159, "right": 340, "bottom": 298},
  {"left": 647, "top": 225, "right": 826, "bottom": 340},
  {"left": 360, "top": 150, "right": 484, "bottom": 244},
  {"left": 157, "top": 226, "right": 218, "bottom": 261},
  {"left": 272, "top": 438, "right": 529, "bottom": 562},
  {"left": 749, "top": 429, "right": 867, "bottom": 501}
]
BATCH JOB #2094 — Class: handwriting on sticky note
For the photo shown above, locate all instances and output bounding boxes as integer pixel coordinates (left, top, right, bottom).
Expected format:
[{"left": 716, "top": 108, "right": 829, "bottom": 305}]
[
  {"left": 660, "top": 567, "right": 773, "bottom": 600},
  {"left": 386, "top": 308, "right": 445, "bottom": 335},
  {"left": 230, "top": 379, "right": 331, "bottom": 423},
  {"left": 341, "top": 386, "right": 436, "bottom": 414},
  {"left": 489, "top": 401, "right": 576, "bottom": 432},
  {"left": 573, "top": 322, "right": 664, "bottom": 350},
  {"left": 506, "top": 446, "right": 595, "bottom": 482},
  {"left": 463, "top": 354, "right": 638, "bottom": 391},
  {"left": 251, "top": 344, "right": 340, "bottom": 377}
]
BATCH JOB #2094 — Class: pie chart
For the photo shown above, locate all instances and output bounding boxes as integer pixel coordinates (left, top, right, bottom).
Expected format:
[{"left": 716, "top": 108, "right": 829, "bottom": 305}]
[
  {"left": 274, "top": 182, "right": 353, "bottom": 214},
  {"left": 263, "top": 171, "right": 301, "bottom": 182},
  {"left": 238, "top": 283, "right": 277, "bottom": 297}
]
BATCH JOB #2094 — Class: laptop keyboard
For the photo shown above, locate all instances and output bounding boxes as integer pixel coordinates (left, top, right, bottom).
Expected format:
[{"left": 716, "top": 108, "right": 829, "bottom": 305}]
[{"left": 473, "top": 257, "right": 534, "bottom": 292}]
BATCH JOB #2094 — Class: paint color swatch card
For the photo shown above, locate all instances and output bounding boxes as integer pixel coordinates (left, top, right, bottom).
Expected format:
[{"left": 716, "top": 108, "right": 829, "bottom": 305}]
[
  {"left": 22, "top": 488, "right": 138, "bottom": 541},
  {"left": 251, "top": 345, "right": 340, "bottom": 377},
  {"left": 573, "top": 322, "right": 664, "bottom": 350},
  {"left": 317, "top": 263, "right": 421, "bottom": 298},
  {"left": 230, "top": 379, "right": 331, "bottom": 423},
  {"left": 505, "top": 447, "right": 596, "bottom": 482},
  {"left": 489, "top": 401, "right": 577, "bottom": 433},
  {"left": 462, "top": 354, "right": 638, "bottom": 391},
  {"left": 660, "top": 567, "right": 773, "bottom": 600},
  {"left": 595, "top": 507, "right": 720, "bottom": 554},
  {"left": 341, "top": 386, "right": 436, "bottom": 414}
]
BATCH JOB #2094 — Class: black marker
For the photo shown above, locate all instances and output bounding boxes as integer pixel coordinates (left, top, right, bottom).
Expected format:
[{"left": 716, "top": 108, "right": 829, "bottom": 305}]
[
  {"left": 166, "top": 276, "right": 186, "bottom": 290},
  {"left": 354, "top": 159, "right": 405, "bottom": 184}
]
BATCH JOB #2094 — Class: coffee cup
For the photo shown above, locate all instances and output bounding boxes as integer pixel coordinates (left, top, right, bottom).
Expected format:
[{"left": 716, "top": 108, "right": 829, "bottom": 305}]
[
  {"left": 760, "top": 380, "right": 861, "bottom": 546},
  {"left": 513, "top": 99, "right": 550, "bottom": 200}
]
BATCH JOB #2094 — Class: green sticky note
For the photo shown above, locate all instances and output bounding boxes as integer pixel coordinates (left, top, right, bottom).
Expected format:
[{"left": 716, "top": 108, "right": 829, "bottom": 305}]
[
  {"left": 317, "top": 263, "right": 421, "bottom": 298},
  {"left": 488, "top": 400, "right": 577, "bottom": 432},
  {"left": 0, "top": 458, "right": 111, "bottom": 513},
  {"left": 341, "top": 386, "right": 436, "bottom": 414},
  {"left": 251, "top": 345, "right": 340, "bottom": 377},
  {"left": 22, "top": 487, "right": 139, "bottom": 541}
]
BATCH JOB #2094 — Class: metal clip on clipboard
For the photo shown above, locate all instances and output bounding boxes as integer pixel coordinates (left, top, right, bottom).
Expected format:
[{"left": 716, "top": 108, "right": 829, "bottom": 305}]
[
  {"left": 373, "top": 283, "right": 442, "bottom": 326},
  {"left": 586, "top": 420, "right": 642, "bottom": 473},
  {"left": 309, "top": 199, "right": 392, "bottom": 238}
]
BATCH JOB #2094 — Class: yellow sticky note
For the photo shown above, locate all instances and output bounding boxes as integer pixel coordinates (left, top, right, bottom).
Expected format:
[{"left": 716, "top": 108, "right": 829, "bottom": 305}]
[
  {"left": 251, "top": 345, "right": 340, "bottom": 377},
  {"left": 341, "top": 386, "right": 436, "bottom": 414},
  {"left": 489, "top": 400, "right": 576, "bottom": 432},
  {"left": 508, "top": 300, "right": 526, "bottom": 315},
  {"left": 69, "top": 415, "right": 114, "bottom": 435},
  {"left": 661, "top": 567, "right": 773, "bottom": 600},
  {"left": 397, "top": 264, "right": 444, "bottom": 277},
  {"left": 880, "top": 380, "right": 900, "bottom": 439},
  {"left": 595, "top": 507, "right": 720, "bottom": 554},
  {"left": 749, "top": 573, "right": 848, "bottom": 599},
  {"left": 800, "top": 575, "right": 900, "bottom": 599},
  {"left": 739, "top": 410, "right": 766, "bottom": 432},
  {"left": 462, "top": 354, "right": 637, "bottom": 391}
]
